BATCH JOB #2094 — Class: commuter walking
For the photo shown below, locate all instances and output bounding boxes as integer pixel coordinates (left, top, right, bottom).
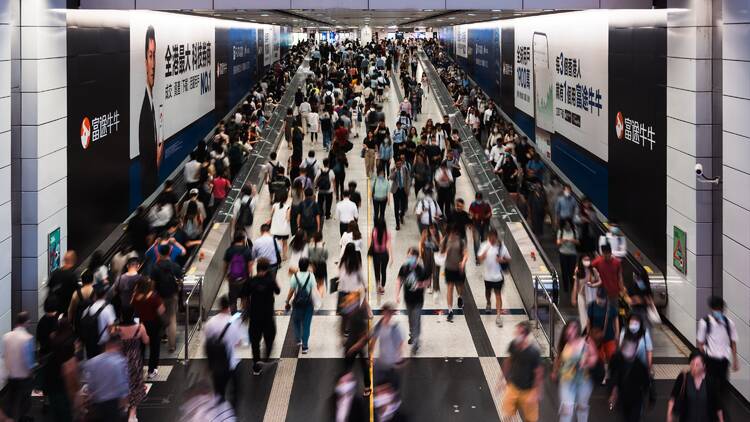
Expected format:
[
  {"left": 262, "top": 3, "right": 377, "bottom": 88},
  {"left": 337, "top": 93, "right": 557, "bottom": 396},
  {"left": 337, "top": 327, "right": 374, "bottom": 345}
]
[
  {"left": 442, "top": 226, "right": 468, "bottom": 322},
  {"left": 469, "top": 192, "right": 492, "bottom": 261},
  {"left": 47, "top": 250, "right": 79, "bottom": 315},
  {"left": 395, "top": 247, "right": 429, "bottom": 354},
  {"left": 270, "top": 194, "right": 292, "bottom": 259},
  {"left": 371, "top": 302, "right": 404, "bottom": 388},
  {"left": 83, "top": 334, "right": 130, "bottom": 421},
  {"left": 697, "top": 296, "right": 740, "bottom": 397},
  {"left": 371, "top": 167, "right": 390, "bottom": 223},
  {"left": 557, "top": 219, "right": 579, "bottom": 294},
  {"left": 666, "top": 351, "right": 724, "bottom": 422},
  {"left": 150, "top": 244, "right": 182, "bottom": 353},
  {"left": 2, "top": 312, "right": 35, "bottom": 422},
  {"left": 251, "top": 223, "right": 283, "bottom": 279},
  {"left": 342, "top": 293, "right": 372, "bottom": 397},
  {"left": 501, "top": 321, "right": 543, "bottom": 422},
  {"left": 551, "top": 320, "right": 598, "bottom": 422},
  {"left": 335, "top": 190, "right": 359, "bottom": 236},
  {"left": 204, "top": 296, "right": 243, "bottom": 403},
  {"left": 308, "top": 232, "right": 329, "bottom": 295},
  {"left": 223, "top": 233, "right": 253, "bottom": 314},
  {"left": 370, "top": 218, "right": 392, "bottom": 295},
  {"left": 114, "top": 307, "right": 150, "bottom": 422},
  {"left": 415, "top": 187, "right": 441, "bottom": 234},
  {"left": 420, "top": 224, "right": 442, "bottom": 297},
  {"left": 81, "top": 285, "right": 117, "bottom": 358},
  {"left": 297, "top": 188, "right": 322, "bottom": 239},
  {"left": 389, "top": 158, "right": 411, "bottom": 230},
  {"left": 591, "top": 244, "right": 624, "bottom": 302},
  {"left": 242, "top": 259, "right": 280, "bottom": 375},
  {"left": 131, "top": 277, "right": 165, "bottom": 379},
  {"left": 315, "top": 158, "right": 335, "bottom": 220},
  {"left": 586, "top": 288, "right": 619, "bottom": 378},
  {"left": 285, "top": 258, "right": 316, "bottom": 355},
  {"left": 608, "top": 313, "right": 653, "bottom": 422},
  {"left": 477, "top": 229, "right": 511, "bottom": 327},
  {"left": 571, "top": 255, "right": 600, "bottom": 328}
]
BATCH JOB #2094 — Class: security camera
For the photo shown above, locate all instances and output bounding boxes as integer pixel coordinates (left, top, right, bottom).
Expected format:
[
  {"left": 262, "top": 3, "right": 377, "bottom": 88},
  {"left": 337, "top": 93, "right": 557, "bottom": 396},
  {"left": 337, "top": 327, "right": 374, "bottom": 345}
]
[{"left": 695, "top": 163, "right": 721, "bottom": 185}]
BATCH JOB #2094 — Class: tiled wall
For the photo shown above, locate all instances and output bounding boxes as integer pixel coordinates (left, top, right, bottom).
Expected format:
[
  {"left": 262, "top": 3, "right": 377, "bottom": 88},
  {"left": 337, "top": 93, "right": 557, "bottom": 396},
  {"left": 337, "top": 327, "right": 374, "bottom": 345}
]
[
  {"left": 722, "top": 0, "right": 750, "bottom": 401},
  {"left": 664, "top": 0, "right": 718, "bottom": 350},
  {"left": 10, "top": 0, "right": 67, "bottom": 327},
  {"left": 0, "top": 0, "right": 12, "bottom": 336}
]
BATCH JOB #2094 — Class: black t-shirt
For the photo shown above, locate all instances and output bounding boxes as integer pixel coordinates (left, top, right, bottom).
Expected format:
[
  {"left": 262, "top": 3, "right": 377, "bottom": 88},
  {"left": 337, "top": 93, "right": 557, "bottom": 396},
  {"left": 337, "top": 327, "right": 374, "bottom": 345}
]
[
  {"left": 349, "top": 190, "right": 362, "bottom": 209},
  {"left": 448, "top": 210, "right": 472, "bottom": 238},
  {"left": 345, "top": 305, "right": 370, "bottom": 350},
  {"left": 36, "top": 314, "right": 59, "bottom": 356},
  {"left": 47, "top": 269, "right": 79, "bottom": 314},
  {"left": 364, "top": 137, "right": 378, "bottom": 150},
  {"left": 241, "top": 274, "right": 280, "bottom": 320},
  {"left": 398, "top": 263, "right": 428, "bottom": 305},
  {"left": 506, "top": 340, "right": 542, "bottom": 390},
  {"left": 150, "top": 259, "right": 183, "bottom": 298}
]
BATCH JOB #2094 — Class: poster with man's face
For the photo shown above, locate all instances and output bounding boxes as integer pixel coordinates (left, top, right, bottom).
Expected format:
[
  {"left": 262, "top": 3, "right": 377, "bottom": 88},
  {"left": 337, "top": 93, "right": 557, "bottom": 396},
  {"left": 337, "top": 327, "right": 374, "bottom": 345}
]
[{"left": 129, "top": 11, "right": 215, "bottom": 198}]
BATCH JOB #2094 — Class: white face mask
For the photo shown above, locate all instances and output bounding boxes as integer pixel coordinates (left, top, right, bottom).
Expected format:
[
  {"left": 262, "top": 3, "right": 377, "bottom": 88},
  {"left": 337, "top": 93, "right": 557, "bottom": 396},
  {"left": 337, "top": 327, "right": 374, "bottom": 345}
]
[
  {"left": 563, "top": 190, "right": 571, "bottom": 197},
  {"left": 629, "top": 322, "right": 641, "bottom": 333},
  {"left": 582, "top": 260, "right": 591, "bottom": 267}
]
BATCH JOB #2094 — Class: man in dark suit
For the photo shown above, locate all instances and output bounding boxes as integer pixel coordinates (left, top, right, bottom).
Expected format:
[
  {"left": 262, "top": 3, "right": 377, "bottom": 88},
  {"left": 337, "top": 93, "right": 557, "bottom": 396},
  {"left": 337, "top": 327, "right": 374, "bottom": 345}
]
[
  {"left": 389, "top": 158, "right": 411, "bottom": 231},
  {"left": 139, "top": 25, "right": 161, "bottom": 199}
]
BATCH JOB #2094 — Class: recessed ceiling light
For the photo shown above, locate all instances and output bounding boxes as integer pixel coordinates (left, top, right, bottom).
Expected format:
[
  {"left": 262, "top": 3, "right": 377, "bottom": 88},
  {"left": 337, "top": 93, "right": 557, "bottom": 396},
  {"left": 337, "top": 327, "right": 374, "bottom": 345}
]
[
  {"left": 423, "top": 9, "right": 433, "bottom": 12},
  {"left": 436, "top": 19, "right": 443, "bottom": 22},
  {"left": 543, "top": 9, "right": 554, "bottom": 12},
  {"left": 467, "top": 13, "right": 476, "bottom": 16},
  {"left": 448, "top": 17, "right": 456, "bottom": 20},
  {"left": 260, "top": 13, "right": 269, "bottom": 17},
  {"left": 492, "top": 9, "right": 502, "bottom": 12}
]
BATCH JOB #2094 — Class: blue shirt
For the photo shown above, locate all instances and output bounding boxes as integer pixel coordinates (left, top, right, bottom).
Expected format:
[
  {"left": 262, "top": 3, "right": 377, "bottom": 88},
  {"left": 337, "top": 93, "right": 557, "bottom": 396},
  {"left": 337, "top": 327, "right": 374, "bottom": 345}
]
[
  {"left": 555, "top": 195, "right": 578, "bottom": 220},
  {"left": 84, "top": 351, "right": 129, "bottom": 403},
  {"left": 392, "top": 129, "right": 405, "bottom": 144}
]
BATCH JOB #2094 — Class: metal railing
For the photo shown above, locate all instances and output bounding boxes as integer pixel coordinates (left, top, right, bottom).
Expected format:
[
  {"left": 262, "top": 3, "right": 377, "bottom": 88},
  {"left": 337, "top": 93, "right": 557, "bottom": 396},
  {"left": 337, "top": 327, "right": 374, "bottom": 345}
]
[
  {"left": 183, "top": 275, "right": 204, "bottom": 363},
  {"left": 533, "top": 276, "right": 567, "bottom": 358}
]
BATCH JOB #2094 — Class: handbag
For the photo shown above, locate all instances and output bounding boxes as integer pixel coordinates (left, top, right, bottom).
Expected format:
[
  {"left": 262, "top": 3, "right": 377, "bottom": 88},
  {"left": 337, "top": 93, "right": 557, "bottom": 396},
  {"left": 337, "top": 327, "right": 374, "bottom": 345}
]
[
  {"left": 434, "top": 252, "right": 446, "bottom": 267},
  {"left": 329, "top": 276, "right": 339, "bottom": 294}
]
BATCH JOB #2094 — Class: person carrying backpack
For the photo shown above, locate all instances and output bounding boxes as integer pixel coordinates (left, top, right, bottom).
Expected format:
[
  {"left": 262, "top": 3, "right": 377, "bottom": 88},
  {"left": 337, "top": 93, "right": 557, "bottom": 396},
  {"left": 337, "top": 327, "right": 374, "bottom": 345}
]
[
  {"left": 150, "top": 244, "right": 183, "bottom": 353},
  {"left": 297, "top": 188, "right": 321, "bottom": 238},
  {"left": 203, "top": 295, "right": 242, "bottom": 404},
  {"left": 240, "top": 258, "right": 280, "bottom": 376},
  {"left": 68, "top": 272, "right": 95, "bottom": 332},
  {"left": 371, "top": 167, "right": 390, "bottom": 222},
  {"left": 79, "top": 285, "right": 116, "bottom": 358},
  {"left": 697, "top": 296, "right": 740, "bottom": 397},
  {"left": 315, "top": 159, "right": 335, "bottom": 220},
  {"left": 223, "top": 233, "right": 252, "bottom": 314},
  {"left": 285, "top": 258, "right": 317, "bottom": 355}
]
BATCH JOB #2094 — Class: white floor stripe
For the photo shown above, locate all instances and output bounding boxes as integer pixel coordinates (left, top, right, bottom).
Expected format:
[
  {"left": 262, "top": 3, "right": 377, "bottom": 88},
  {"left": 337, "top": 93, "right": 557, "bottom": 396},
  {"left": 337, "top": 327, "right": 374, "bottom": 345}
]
[{"left": 262, "top": 358, "right": 298, "bottom": 422}]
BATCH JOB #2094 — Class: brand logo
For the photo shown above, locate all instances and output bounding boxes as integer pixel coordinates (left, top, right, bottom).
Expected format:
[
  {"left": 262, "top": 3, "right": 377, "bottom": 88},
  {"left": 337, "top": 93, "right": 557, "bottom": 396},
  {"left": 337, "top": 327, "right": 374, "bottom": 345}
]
[
  {"left": 615, "top": 112, "right": 624, "bottom": 140},
  {"left": 80, "top": 117, "right": 91, "bottom": 149}
]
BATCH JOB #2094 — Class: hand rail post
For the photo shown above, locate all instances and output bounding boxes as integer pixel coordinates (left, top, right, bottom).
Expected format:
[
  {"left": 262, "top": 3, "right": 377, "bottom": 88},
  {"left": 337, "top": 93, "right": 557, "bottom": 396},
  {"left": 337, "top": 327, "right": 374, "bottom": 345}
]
[
  {"left": 533, "top": 277, "right": 539, "bottom": 329},
  {"left": 184, "top": 289, "right": 190, "bottom": 365},
  {"left": 549, "top": 298, "right": 555, "bottom": 358}
]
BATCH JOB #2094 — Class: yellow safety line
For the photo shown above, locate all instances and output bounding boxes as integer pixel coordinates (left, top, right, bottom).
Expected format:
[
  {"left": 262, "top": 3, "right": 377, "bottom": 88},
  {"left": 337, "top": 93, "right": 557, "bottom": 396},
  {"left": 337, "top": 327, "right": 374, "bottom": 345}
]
[{"left": 367, "top": 168, "right": 375, "bottom": 422}]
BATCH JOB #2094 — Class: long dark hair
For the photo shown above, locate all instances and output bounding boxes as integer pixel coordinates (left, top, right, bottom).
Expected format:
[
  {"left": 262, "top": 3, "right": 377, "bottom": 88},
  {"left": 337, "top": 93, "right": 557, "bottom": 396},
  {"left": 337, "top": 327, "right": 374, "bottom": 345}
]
[
  {"left": 290, "top": 230, "right": 307, "bottom": 252},
  {"left": 340, "top": 243, "right": 362, "bottom": 274},
  {"left": 373, "top": 218, "right": 387, "bottom": 245},
  {"left": 575, "top": 254, "right": 591, "bottom": 279},
  {"left": 557, "top": 319, "right": 582, "bottom": 356},
  {"left": 622, "top": 313, "right": 646, "bottom": 342}
]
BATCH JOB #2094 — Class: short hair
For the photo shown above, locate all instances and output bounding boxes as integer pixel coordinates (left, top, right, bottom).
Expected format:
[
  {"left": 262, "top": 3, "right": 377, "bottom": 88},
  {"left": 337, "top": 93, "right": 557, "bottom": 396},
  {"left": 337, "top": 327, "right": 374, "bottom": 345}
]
[
  {"left": 298, "top": 257, "right": 310, "bottom": 272},
  {"left": 304, "top": 187, "right": 314, "bottom": 197},
  {"left": 233, "top": 232, "right": 246, "bottom": 244},
  {"left": 260, "top": 223, "right": 271, "bottom": 233},
  {"left": 145, "top": 26, "right": 155, "bottom": 58},
  {"left": 15, "top": 311, "right": 30, "bottom": 326},
  {"left": 256, "top": 257, "right": 270, "bottom": 273},
  {"left": 600, "top": 243, "right": 612, "bottom": 254},
  {"left": 44, "top": 296, "right": 58, "bottom": 313},
  {"left": 107, "top": 332, "right": 123, "bottom": 348},
  {"left": 708, "top": 295, "right": 724, "bottom": 311},
  {"left": 517, "top": 320, "right": 532, "bottom": 336},
  {"left": 689, "top": 350, "right": 705, "bottom": 364},
  {"left": 219, "top": 295, "right": 231, "bottom": 310},
  {"left": 126, "top": 256, "right": 141, "bottom": 267}
]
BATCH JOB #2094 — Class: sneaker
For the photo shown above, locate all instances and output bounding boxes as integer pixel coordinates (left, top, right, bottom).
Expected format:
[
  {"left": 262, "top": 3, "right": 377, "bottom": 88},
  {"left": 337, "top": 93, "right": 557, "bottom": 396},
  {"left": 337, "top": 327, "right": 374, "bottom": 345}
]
[
  {"left": 297, "top": 341, "right": 303, "bottom": 347},
  {"left": 408, "top": 336, "right": 413, "bottom": 345},
  {"left": 253, "top": 364, "right": 263, "bottom": 376},
  {"left": 301, "top": 347, "right": 309, "bottom": 354},
  {"left": 496, "top": 316, "right": 503, "bottom": 327},
  {"left": 147, "top": 369, "right": 159, "bottom": 380},
  {"left": 411, "top": 343, "right": 420, "bottom": 355},
  {"left": 485, "top": 303, "right": 491, "bottom": 312},
  {"left": 447, "top": 311, "right": 454, "bottom": 322},
  {"left": 457, "top": 297, "right": 464, "bottom": 309}
]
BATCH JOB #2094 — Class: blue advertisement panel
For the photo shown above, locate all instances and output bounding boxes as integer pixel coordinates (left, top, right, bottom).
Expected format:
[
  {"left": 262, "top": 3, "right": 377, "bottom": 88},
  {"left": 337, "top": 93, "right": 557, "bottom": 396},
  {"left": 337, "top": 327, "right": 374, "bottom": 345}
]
[{"left": 467, "top": 26, "right": 500, "bottom": 101}]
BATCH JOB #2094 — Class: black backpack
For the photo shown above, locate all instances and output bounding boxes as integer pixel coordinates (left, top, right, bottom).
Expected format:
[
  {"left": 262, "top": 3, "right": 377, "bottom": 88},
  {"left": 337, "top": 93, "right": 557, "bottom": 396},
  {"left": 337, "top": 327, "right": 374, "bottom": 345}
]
[
  {"left": 300, "top": 201, "right": 317, "bottom": 228},
  {"left": 73, "top": 288, "right": 94, "bottom": 333},
  {"left": 205, "top": 322, "right": 232, "bottom": 375},
  {"left": 317, "top": 170, "right": 331, "bottom": 191},
  {"left": 79, "top": 302, "right": 109, "bottom": 352},
  {"left": 292, "top": 274, "right": 313, "bottom": 308},
  {"left": 237, "top": 198, "right": 254, "bottom": 228}
]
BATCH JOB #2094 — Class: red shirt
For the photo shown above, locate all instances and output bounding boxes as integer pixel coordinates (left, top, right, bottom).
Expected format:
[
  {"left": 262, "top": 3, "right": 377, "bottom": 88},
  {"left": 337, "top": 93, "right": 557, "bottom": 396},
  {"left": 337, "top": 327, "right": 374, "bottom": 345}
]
[
  {"left": 469, "top": 201, "right": 492, "bottom": 223},
  {"left": 212, "top": 177, "right": 231, "bottom": 200},
  {"left": 132, "top": 293, "right": 164, "bottom": 322},
  {"left": 335, "top": 126, "right": 349, "bottom": 143},
  {"left": 592, "top": 255, "right": 622, "bottom": 298}
]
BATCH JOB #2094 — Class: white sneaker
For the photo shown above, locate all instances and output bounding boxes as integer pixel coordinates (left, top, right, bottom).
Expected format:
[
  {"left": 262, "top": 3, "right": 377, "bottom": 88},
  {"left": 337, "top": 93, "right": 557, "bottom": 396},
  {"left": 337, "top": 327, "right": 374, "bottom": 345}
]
[
  {"left": 147, "top": 369, "right": 159, "bottom": 380},
  {"left": 495, "top": 316, "right": 503, "bottom": 327}
]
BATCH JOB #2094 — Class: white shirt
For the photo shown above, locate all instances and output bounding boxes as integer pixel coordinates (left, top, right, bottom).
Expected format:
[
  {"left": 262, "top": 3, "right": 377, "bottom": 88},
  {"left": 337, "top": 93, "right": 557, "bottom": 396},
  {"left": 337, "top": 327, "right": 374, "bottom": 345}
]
[
  {"left": 252, "top": 234, "right": 281, "bottom": 266},
  {"left": 339, "top": 233, "right": 363, "bottom": 259},
  {"left": 301, "top": 157, "right": 320, "bottom": 178},
  {"left": 203, "top": 312, "right": 243, "bottom": 370},
  {"left": 697, "top": 314, "right": 739, "bottom": 360},
  {"left": 184, "top": 160, "right": 201, "bottom": 183},
  {"left": 3, "top": 327, "right": 34, "bottom": 379},
  {"left": 299, "top": 102, "right": 311, "bottom": 115},
  {"left": 415, "top": 197, "right": 441, "bottom": 225},
  {"left": 85, "top": 299, "right": 117, "bottom": 345},
  {"left": 483, "top": 108, "right": 494, "bottom": 124},
  {"left": 307, "top": 112, "right": 320, "bottom": 132},
  {"left": 270, "top": 202, "right": 291, "bottom": 236},
  {"left": 477, "top": 242, "right": 510, "bottom": 282},
  {"left": 599, "top": 233, "right": 627, "bottom": 258},
  {"left": 338, "top": 269, "right": 365, "bottom": 293},
  {"left": 336, "top": 199, "right": 359, "bottom": 224},
  {"left": 489, "top": 145, "right": 504, "bottom": 164},
  {"left": 315, "top": 168, "right": 335, "bottom": 194}
]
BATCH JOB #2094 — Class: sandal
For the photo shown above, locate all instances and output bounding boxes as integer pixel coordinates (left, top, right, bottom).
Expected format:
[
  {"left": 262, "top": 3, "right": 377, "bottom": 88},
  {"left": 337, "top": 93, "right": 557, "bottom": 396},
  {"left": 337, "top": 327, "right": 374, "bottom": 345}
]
[{"left": 363, "top": 388, "right": 372, "bottom": 397}]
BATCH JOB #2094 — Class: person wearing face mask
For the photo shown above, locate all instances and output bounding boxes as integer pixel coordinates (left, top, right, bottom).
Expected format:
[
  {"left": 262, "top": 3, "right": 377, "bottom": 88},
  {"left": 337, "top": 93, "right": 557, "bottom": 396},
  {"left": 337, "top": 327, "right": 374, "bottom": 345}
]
[
  {"left": 627, "top": 269, "right": 658, "bottom": 329},
  {"left": 696, "top": 296, "right": 740, "bottom": 400},
  {"left": 331, "top": 371, "right": 368, "bottom": 422},
  {"left": 666, "top": 351, "right": 724, "bottom": 422},
  {"left": 395, "top": 248, "right": 429, "bottom": 354},
  {"left": 501, "top": 321, "right": 543, "bottom": 422},
  {"left": 572, "top": 255, "right": 601, "bottom": 328},
  {"left": 555, "top": 185, "right": 579, "bottom": 228},
  {"left": 608, "top": 313, "right": 653, "bottom": 422},
  {"left": 587, "top": 288, "right": 619, "bottom": 378},
  {"left": 599, "top": 222, "right": 627, "bottom": 259}
]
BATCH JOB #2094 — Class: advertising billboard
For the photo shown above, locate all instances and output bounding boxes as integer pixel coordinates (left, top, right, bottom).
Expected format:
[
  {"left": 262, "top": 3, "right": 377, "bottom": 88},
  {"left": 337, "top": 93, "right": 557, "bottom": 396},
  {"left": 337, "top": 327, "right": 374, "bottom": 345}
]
[{"left": 455, "top": 25, "right": 468, "bottom": 58}]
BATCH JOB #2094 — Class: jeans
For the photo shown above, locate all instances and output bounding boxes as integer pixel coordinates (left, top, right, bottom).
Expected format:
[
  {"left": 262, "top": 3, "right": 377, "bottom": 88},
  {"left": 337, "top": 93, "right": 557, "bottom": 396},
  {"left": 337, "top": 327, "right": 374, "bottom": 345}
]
[
  {"left": 472, "top": 222, "right": 489, "bottom": 258},
  {"left": 164, "top": 295, "right": 178, "bottom": 350},
  {"left": 373, "top": 199, "right": 387, "bottom": 223},
  {"left": 318, "top": 192, "right": 333, "bottom": 219},
  {"left": 407, "top": 302, "right": 423, "bottom": 346},
  {"left": 437, "top": 186, "right": 453, "bottom": 216},
  {"left": 291, "top": 304, "right": 314, "bottom": 348},
  {"left": 89, "top": 398, "right": 126, "bottom": 422},
  {"left": 393, "top": 188, "right": 408, "bottom": 225},
  {"left": 143, "top": 319, "right": 162, "bottom": 372},
  {"left": 558, "top": 376, "right": 593, "bottom": 422},
  {"left": 373, "top": 252, "right": 389, "bottom": 287},
  {"left": 323, "top": 130, "right": 332, "bottom": 149},
  {"left": 4, "top": 377, "right": 33, "bottom": 421},
  {"left": 249, "top": 317, "right": 276, "bottom": 365},
  {"left": 228, "top": 277, "right": 245, "bottom": 314}
]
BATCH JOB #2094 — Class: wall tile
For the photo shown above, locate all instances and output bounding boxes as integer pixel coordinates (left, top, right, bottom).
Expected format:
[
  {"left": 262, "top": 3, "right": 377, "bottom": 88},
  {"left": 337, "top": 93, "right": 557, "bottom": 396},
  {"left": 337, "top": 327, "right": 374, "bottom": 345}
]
[
  {"left": 20, "top": 117, "right": 66, "bottom": 159},
  {"left": 668, "top": 205, "right": 713, "bottom": 255},
  {"left": 20, "top": 86, "right": 66, "bottom": 126},
  {"left": 20, "top": 148, "right": 66, "bottom": 191},
  {"left": 724, "top": 0, "right": 750, "bottom": 24},
  {"left": 0, "top": 131, "right": 9, "bottom": 168},
  {"left": 724, "top": 200, "right": 750, "bottom": 248},
  {"left": 723, "top": 23, "right": 750, "bottom": 61},
  {"left": 20, "top": 177, "right": 66, "bottom": 226},
  {"left": 20, "top": 57, "right": 65, "bottom": 93},
  {"left": 19, "top": 26, "right": 66, "bottom": 60},
  {"left": 667, "top": 57, "right": 712, "bottom": 92},
  {"left": 0, "top": 238, "right": 9, "bottom": 280},
  {"left": 723, "top": 59, "right": 750, "bottom": 100},
  {"left": 667, "top": 177, "right": 713, "bottom": 223},
  {"left": 667, "top": 148, "right": 714, "bottom": 190},
  {"left": 723, "top": 95, "right": 750, "bottom": 139},
  {"left": 667, "top": 0, "right": 713, "bottom": 27},
  {"left": 0, "top": 202, "right": 8, "bottom": 242},
  {"left": 20, "top": 0, "right": 66, "bottom": 27},
  {"left": 0, "top": 61, "right": 9, "bottom": 99},
  {"left": 664, "top": 289, "right": 697, "bottom": 343},
  {"left": 723, "top": 235, "right": 750, "bottom": 285},
  {"left": 723, "top": 131, "right": 750, "bottom": 174},
  {"left": 0, "top": 96, "right": 8, "bottom": 133},
  {"left": 668, "top": 26, "right": 712, "bottom": 59},
  {"left": 0, "top": 166, "right": 9, "bottom": 206},
  {"left": 20, "top": 205, "right": 65, "bottom": 258},
  {"left": 668, "top": 87, "right": 712, "bottom": 125},
  {"left": 723, "top": 165, "right": 750, "bottom": 210},
  {"left": 724, "top": 271, "right": 750, "bottom": 324}
]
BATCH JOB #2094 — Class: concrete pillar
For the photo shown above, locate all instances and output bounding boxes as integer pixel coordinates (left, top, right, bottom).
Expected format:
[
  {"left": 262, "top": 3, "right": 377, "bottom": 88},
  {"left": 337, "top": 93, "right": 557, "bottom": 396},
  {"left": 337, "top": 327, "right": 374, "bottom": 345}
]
[
  {"left": 10, "top": 0, "right": 67, "bottom": 326},
  {"left": 722, "top": 0, "right": 750, "bottom": 401},
  {"left": 0, "top": 0, "right": 12, "bottom": 335},
  {"left": 664, "top": 0, "right": 719, "bottom": 344}
]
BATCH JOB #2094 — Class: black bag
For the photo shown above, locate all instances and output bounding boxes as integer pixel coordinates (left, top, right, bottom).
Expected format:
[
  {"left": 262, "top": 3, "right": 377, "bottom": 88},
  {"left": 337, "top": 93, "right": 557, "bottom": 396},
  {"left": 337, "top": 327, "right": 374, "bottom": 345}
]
[
  {"left": 73, "top": 288, "right": 93, "bottom": 332},
  {"left": 237, "top": 198, "right": 254, "bottom": 228},
  {"left": 79, "top": 303, "right": 109, "bottom": 353},
  {"left": 205, "top": 322, "right": 232, "bottom": 375},
  {"left": 317, "top": 170, "right": 331, "bottom": 191},
  {"left": 300, "top": 201, "right": 317, "bottom": 229},
  {"left": 292, "top": 274, "right": 313, "bottom": 308},
  {"left": 329, "top": 277, "right": 339, "bottom": 294}
]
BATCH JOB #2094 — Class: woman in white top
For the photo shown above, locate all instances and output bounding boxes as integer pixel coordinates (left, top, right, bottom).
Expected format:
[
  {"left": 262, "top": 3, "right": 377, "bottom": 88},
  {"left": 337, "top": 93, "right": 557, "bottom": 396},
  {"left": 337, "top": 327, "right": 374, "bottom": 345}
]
[
  {"left": 338, "top": 243, "right": 366, "bottom": 298},
  {"left": 572, "top": 254, "right": 601, "bottom": 328},
  {"left": 307, "top": 111, "right": 320, "bottom": 144},
  {"left": 339, "top": 220, "right": 363, "bottom": 260},
  {"left": 270, "top": 195, "right": 292, "bottom": 260},
  {"left": 287, "top": 230, "right": 309, "bottom": 276}
]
